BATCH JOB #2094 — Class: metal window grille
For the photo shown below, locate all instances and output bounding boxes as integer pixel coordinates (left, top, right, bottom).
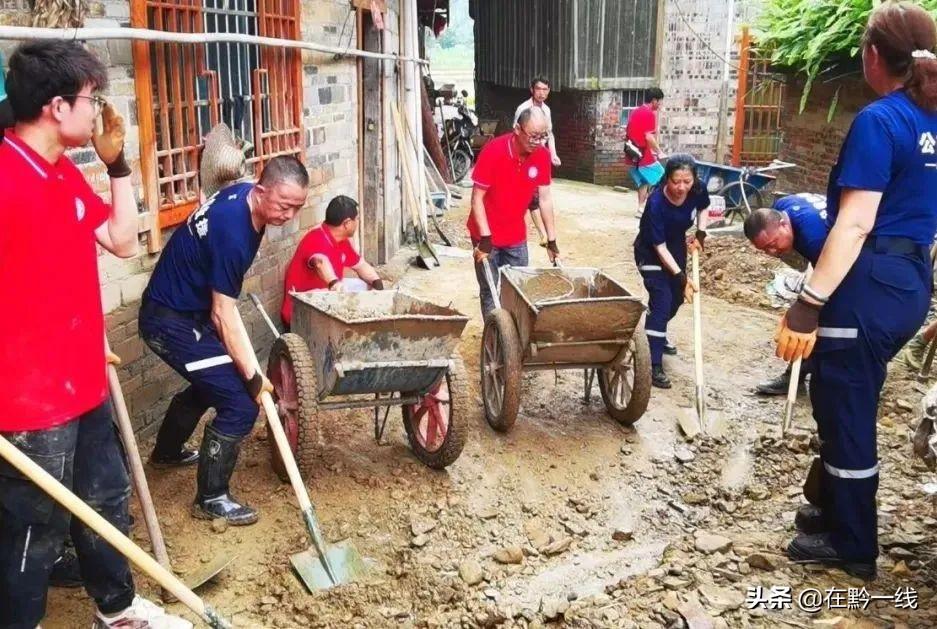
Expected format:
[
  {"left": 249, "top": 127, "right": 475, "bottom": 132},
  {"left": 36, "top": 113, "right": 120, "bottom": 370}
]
[
  {"left": 132, "top": 0, "right": 303, "bottom": 228},
  {"left": 618, "top": 89, "right": 648, "bottom": 126}
]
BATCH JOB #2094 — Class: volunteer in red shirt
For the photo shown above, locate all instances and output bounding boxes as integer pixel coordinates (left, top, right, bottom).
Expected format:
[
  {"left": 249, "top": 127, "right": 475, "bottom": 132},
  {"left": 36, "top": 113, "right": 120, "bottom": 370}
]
[
  {"left": 0, "top": 41, "right": 190, "bottom": 628},
  {"left": 281, "top": 195, "right": 383, "bottom": 327},
  {"left": 469, "top": 107, "right": 560, "bottom": 318},
  {"left": 625, "top": 87, "right": 665, "bottom": 217}
]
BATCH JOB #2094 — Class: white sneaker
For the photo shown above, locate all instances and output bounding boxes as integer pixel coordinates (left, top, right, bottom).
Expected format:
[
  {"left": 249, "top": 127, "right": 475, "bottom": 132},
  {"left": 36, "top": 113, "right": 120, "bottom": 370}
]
[{"left": 92, "top": 595, "right": 193, "bottom": 629}]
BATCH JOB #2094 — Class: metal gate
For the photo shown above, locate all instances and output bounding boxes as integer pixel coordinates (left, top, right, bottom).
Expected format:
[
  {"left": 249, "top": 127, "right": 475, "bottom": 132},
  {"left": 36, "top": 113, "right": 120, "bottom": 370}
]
[{"left": 732, "top": 26, "right": 785, "bottom": 167}]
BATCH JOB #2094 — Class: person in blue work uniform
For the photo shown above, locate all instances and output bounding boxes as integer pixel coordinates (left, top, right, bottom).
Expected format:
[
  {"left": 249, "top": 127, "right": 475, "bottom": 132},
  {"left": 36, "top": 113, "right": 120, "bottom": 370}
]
[
  {"left": 744, "top": 193, "right": 830, "bottom": 396},
  {"left": 776, "top": 1, "right": 937, "bottom": 580},
  {"left": 633, "top": 153, "right": 709, "bottom": 389},
  {"left": 139, "top": 155, "right": 309, "bottom": 526}
]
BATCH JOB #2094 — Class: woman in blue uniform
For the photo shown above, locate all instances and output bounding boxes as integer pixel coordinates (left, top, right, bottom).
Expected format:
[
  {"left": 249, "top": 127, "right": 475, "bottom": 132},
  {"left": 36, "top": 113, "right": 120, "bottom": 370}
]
[
  {"left": 633, "top": 154, "right": 708, "bottom": 388},
  {"left": 777, "top": 1, "right": 937, "bottom": 579}
]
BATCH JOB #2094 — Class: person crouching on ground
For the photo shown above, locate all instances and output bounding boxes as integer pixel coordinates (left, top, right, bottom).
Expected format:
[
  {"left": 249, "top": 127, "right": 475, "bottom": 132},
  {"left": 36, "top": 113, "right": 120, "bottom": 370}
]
[
  {"left": 280, "top": 194, "right": 383, "bottom": 328},
  {"left": 633, "top": 153, "right": 709, "bottom": 389}
]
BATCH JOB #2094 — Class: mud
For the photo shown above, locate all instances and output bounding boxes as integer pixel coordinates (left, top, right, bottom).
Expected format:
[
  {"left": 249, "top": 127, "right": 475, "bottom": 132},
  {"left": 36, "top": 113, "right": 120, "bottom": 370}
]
[{"left": 45, "top": 181, "right": 937, "bottom": 629}]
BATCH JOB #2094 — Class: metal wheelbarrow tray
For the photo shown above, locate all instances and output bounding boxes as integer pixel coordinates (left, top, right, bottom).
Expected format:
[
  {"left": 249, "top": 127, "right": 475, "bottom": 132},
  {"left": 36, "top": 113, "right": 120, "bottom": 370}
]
[
  {"left": 266, "top": 290, "right": 469, "bottom": 479},
  {"left": 481, "top": 267, "right": 651, "bottom": 432}
]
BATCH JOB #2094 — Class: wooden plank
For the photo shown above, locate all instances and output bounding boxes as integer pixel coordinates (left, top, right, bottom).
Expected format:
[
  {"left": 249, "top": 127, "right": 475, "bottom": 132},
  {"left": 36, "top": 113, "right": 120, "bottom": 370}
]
[
  {"left": 132, "top": 0, "right": 163, "bottom": 252},
  {"left": 361, "top": 12, "right": 384, "bottom": 263},
  {"left": 731, "top": 26, "right": 751, "bottom": 167}
]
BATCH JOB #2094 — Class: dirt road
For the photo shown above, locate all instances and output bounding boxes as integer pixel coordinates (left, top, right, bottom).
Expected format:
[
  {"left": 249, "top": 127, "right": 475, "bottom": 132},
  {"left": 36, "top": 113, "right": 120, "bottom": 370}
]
[{"left": 47, "top": 180, "right": 937, "bottom": 628}]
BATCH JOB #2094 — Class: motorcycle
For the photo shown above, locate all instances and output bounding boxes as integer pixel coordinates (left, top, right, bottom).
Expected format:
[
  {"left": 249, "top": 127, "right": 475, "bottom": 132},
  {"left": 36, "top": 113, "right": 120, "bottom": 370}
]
[{"left": 434, "top": 89, "right": 482, "bottom": 182}]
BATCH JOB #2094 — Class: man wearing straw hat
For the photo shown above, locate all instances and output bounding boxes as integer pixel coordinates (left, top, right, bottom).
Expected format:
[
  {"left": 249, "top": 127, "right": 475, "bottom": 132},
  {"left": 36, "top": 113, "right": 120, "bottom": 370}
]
[
  {"left": 0, "top": 41, "right": 190, "bottom": 629},
  {"left": 140, "top": 129, "right": 309, "bottom": 527}
]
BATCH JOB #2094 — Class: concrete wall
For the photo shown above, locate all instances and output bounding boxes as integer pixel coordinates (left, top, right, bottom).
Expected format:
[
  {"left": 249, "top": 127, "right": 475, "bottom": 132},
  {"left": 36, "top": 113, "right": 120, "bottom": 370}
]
[
  {"left": 774, "top": 75, "right": 874, "bottom": 195},
  {"left": 1, "top": 0, "right": 407, "bottom": 436}
]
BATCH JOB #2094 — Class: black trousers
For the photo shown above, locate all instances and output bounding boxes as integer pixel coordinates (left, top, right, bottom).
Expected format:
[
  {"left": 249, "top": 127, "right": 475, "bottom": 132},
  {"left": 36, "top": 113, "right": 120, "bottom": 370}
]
[{"left": 0, "top": 402, "right": 134, "bottom": 628}]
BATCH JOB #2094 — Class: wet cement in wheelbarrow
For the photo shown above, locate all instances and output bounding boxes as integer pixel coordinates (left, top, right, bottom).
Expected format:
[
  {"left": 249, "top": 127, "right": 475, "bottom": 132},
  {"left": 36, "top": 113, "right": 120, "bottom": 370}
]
[{"left": 520, "top": 274, "right": 581, "bottom": 304}]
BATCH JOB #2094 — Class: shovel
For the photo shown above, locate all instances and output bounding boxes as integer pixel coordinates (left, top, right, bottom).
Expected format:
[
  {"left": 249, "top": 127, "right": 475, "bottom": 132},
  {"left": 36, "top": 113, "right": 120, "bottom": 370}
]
[
  {"left": 391, "top": 102, "right": 440, "bottom": 269},
  {"left": 480, "top": 257, "right": 502, "bottom": 311},
  {"left": 106, "top": 344, "right": 235, "bottom": 599},
  {"left": 781, "top": 357, "right": 802, "bottom": 437},
  {"left": 678, "top": 249, "right": 725, "bottom": 438},
  {"left": 234, "top": 308, "right": 363, "bottom": 591},
  {"left": 0, "top": 434, "right": 231, "bottom": 628}
]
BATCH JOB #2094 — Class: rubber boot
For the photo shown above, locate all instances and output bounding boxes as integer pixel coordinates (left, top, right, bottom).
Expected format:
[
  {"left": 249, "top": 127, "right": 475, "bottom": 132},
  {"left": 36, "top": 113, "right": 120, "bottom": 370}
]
[
  {"left": 150, "top": 388, "right": 204, "bottom": 467},
  {"left": 193, "top": 425, "right": 258, "bottom": 526},
  {"left": 663, "top": 341, "right": 678, "bottom": 356}
]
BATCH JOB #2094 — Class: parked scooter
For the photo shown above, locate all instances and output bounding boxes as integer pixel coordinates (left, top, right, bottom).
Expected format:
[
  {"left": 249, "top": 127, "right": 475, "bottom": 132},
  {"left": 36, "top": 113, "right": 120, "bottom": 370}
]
[{"left": 434, "top": 88, "right": 482, "bottom": 182}]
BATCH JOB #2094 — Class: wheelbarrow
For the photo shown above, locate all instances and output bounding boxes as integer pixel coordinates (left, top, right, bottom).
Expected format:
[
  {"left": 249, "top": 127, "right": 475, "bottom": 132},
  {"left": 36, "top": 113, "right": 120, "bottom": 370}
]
[
  {"left": 265, "top": 290, "right": 469, "bottom": 480},
  {"left": 480, "top": 264, "right": 652, "bottom": 432}
]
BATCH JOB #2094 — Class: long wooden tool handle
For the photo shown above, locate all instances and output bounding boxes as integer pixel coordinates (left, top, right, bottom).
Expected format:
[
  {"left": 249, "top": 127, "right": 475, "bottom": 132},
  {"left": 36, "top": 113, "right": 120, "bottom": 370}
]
[
  {"left": 481, "top": 258, "right": 501, "bottom": 310},
  {"left": 783, "top": 358, "right": 802, "bottom": 436},
  {"left": 232, "top": 312, "right": 312, "bottom": 514},
  {"left": 107, "top": 361, "right": 173, "bottom": 595},
  {"left": 0, "top": 434, "right": 228, "bottom": 628},
  {"left": 691, "top": 249, "right": 706, "bottom": 423}
]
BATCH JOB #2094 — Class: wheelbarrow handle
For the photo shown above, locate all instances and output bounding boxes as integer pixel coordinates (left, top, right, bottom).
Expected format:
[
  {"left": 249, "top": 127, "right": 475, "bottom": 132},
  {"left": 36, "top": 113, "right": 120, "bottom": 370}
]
[{"left": 480, "top": 258, "right": 502, "bottom": 311}]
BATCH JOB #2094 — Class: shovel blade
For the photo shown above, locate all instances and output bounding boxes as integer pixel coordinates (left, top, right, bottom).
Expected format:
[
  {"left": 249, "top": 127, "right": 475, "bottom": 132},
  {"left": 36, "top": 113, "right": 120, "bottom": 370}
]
[
  {"left": 183, "top": 553, "right": 238, "bottom": 591},
  {"left": 290, "top": 540, "right": 365, "bottom": 592},
  {"left": 678, "top": 408, "right": 701, "bottom": 439},
  {"left": 706, "top": 409, "right": 727, "bottom": 438}
]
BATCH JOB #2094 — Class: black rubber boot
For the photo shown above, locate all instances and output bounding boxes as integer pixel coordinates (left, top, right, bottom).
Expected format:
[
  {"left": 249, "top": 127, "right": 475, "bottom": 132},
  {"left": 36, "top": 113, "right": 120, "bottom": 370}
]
[
  {"left": 193, "top": 425, "right": 258, "bottom": 526},
  {"left": 150, "top": 387, "right": 205, "bottom": 468},
  {"left": 652, "top": 365, "right": 672, "bottom": 389},
  {"left": 787, "top": 532, "right": 876, "bottom": 580},
  {"left": 663, "top": 341, "right": 678, "bottom": 356},
  {"left": 794, "top": 504, "right": 827, "bottom": 535},
  {"left": 755, "top": 369, "right": 791, "bottom": 396}
]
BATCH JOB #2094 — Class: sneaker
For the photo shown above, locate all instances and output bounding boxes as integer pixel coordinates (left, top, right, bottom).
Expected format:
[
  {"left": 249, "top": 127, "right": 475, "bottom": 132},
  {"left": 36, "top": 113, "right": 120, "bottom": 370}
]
[
  {"left": 786, "top": 532, "right": 876, "bottom": 580},
  {"left": 651, "top": 365, "right": 671, "bottom": 389},
  {"left": 754, "top": 371, "right": 791, "bottom": 396},
  {"left": 663, "top": 341, "right": 677, "bottom": 356},
  {"left": 149, "top": 447, "right": 199, "bottom": 468},
  {"left": 49, "top": 547, "right": 82, "bottom": 588},
  {"left": 92, "top": 595, "right": 193, "bottom": 628}
]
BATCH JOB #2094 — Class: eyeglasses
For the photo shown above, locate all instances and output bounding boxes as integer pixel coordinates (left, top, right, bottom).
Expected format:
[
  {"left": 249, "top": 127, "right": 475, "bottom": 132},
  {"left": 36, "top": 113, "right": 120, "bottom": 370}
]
[
  {"left": 59, "top": 94, "right": 107, "bottom": 115},
  {"left": 520, "top": 128, "right": 550, "bottom": 144}
]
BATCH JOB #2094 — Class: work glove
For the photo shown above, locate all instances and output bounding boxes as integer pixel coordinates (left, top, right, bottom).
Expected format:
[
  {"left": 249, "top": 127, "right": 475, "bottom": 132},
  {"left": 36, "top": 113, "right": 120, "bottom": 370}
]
[
  {"left": 246, "top": 371, "right": 274, "bottom": 403},
  {"left": 687, "top": 230, "right": 707, "bottom": 254},
  {"left": 675, "top": 271, "right": 697, "bottom": 304},
  {"left": 546, "top": 240, "right": 560, "bottom": 264},
  {"left": 775, "top": 298, "right": 820, "bottom": 362},
  {"left": 370, "top": 278, "right": 385, "bottom": 290},
  {"left": 473, "top": 235, "right": 492, "bottom": 263},
  {"left": 106, "top": 349, "right": 122, "bottom": 366},
  {"left": 92, "top": 103, "right": 131, "bottom": 178}
]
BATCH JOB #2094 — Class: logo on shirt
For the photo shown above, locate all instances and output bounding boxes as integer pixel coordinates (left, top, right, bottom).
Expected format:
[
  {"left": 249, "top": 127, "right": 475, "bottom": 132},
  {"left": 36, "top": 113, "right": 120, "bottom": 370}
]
[
  {"left": 528, "top": 166, "right": 538, "bottom": 179},
  {"left": 75, "top": 198, "right": 85, "bottom": 221},
  {"left": 920, "top": 132, "right": 936, "bottom": 154},
  {"left": 189, "top": 203, "right": 210, "bottom": 239}
]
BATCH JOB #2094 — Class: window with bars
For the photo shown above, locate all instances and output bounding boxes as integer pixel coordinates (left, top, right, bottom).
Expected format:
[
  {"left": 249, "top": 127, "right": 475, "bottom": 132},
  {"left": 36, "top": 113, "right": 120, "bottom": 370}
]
[
  {"left": 132, "top": 0, "right": 303, "bottom": 228},
  {"left": 618, "top": 89, "right": 650, "bottom": 126}
]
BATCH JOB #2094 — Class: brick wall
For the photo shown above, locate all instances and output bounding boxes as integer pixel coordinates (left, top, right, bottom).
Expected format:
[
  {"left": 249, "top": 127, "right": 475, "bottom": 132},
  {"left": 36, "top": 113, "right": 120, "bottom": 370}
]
[
  {"left": 774, "top": 75, "right": 874, "bottom": 195},
  {"left": 1, "top": 0, "right": 406, "bottom": 436}
]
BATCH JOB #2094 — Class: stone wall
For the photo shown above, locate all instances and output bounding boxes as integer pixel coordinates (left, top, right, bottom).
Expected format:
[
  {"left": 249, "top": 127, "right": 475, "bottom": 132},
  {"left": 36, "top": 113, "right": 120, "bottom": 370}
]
[{"left": 1, "top": 0, "right": 407, "bottom": 436}]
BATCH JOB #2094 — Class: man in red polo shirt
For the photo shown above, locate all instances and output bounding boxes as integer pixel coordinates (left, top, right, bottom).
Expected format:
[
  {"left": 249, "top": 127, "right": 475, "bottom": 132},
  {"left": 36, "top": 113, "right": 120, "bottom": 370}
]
[
  {"left": 469, "top": 107, "right": 560, "bottom": 317},
  {"left": 0, "top": 41, "right": 190, "bottom": 628},
  {"left": 281, "top": 195, "right": 383, "bottom": 327}
]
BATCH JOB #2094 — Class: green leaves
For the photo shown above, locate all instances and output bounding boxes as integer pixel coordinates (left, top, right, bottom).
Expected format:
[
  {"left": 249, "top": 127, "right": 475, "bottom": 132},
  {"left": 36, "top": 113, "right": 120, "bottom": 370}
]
[{"left": 756, "top": 0, "right": 937, "bottom": 110}]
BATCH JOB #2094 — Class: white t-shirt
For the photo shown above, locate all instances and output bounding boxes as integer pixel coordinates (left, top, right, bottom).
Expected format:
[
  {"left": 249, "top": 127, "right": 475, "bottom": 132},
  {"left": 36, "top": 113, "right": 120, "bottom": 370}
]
[{"left": 514, "top": 99, "right": 558, "bottom": 160}]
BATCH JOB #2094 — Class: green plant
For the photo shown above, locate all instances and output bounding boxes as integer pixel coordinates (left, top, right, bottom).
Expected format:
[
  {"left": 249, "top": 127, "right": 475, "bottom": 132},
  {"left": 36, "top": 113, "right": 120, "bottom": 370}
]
[{"left": 755, "top": 0, "right": 937, "bottom": 111}]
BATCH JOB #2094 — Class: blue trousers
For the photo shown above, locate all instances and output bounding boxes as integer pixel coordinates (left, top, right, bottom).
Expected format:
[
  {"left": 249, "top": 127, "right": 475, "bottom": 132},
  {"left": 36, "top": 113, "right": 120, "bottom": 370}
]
[
  {"left": 0, "top": 403, "right": 134, "bottom": 627},
  {"left": 640, "top": 266, "right": 684, "bottom": 366},
  {"left": 474, "top": 242, "right": 529, "bottom": 318},
  {"left": 811, "top": 244, "right": 930, "bottom": 561},
  {"left": 139, "top": 301, "right": 259, "bottom": 439}
]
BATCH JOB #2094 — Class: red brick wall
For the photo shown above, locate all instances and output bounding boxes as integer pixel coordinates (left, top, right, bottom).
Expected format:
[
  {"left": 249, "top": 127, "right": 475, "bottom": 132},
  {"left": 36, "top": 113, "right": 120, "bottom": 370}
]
[{"left": 776, "top": 76, "right": 877, "bottom": 194}]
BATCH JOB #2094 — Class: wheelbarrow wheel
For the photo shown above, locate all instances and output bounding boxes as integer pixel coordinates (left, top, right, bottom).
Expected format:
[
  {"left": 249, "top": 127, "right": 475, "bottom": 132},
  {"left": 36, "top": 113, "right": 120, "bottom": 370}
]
[
  {"left": 402, "top": 356, "right": 468, "bottom": 469},
  {"left": 598, "top": 328, "right": 651, "bottom": 426},
  {"left": 481, "top": 309, "right": 522, "bottom": 432},
  {"left": 266, "top": 333, "right": 320, "bottom": 482}
]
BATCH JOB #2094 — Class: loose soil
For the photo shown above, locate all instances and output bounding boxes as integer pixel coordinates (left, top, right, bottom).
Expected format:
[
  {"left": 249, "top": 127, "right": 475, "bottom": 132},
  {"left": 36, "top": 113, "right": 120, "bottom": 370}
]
[{"left": 46, "top": 181, "right": 937, "bottom": 628}]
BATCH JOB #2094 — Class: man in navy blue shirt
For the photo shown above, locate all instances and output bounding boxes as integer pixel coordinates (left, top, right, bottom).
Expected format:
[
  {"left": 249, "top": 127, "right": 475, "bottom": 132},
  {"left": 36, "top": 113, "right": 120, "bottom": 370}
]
[
  {"left": 744, "top": 193, "right": 830, "bottom": 395},
  {"left": 139, "top": 155, "right": 309, "bottom": 526}
]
